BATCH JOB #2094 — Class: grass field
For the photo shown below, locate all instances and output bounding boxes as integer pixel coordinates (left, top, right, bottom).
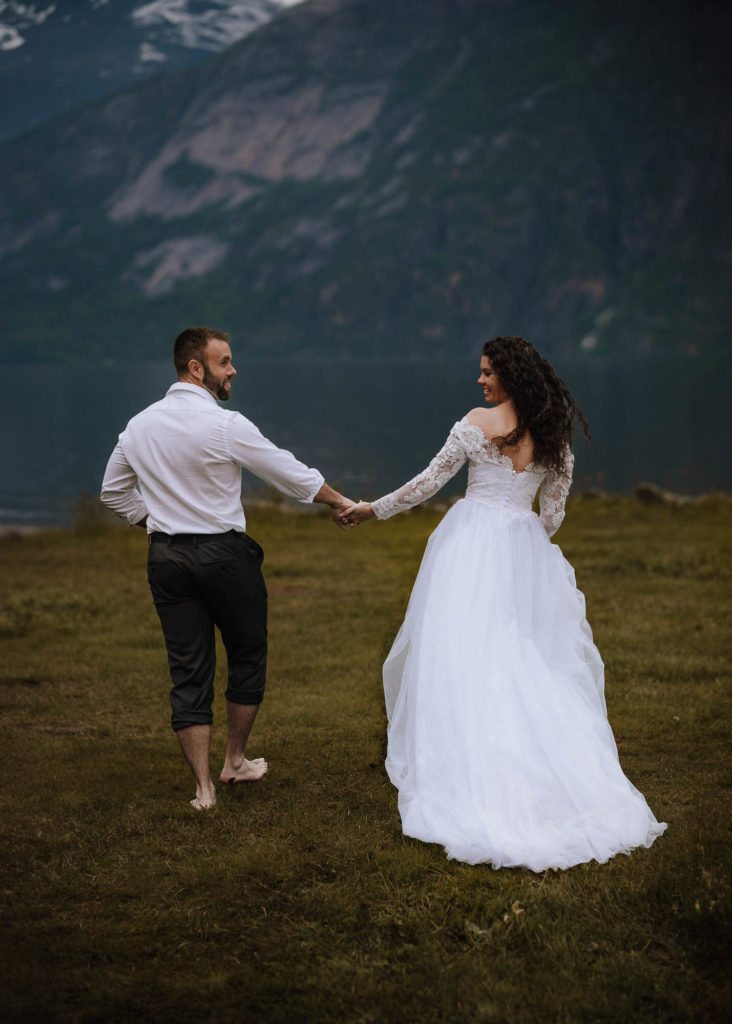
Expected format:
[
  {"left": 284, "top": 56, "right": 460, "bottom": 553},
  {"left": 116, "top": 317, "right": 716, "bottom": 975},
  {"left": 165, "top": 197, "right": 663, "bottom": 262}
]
[{"left": 0, "top": 498, "right": 730, "bottom": 1023}]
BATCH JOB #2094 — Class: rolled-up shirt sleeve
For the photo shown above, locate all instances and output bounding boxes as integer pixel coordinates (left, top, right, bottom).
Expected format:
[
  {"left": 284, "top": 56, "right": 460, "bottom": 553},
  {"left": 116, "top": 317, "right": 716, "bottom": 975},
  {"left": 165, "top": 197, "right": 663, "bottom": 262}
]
[
  {"left": 226, "top": 414, "right": 324, "bottom": 502},
  {"left": 100, "top": 440, "right": 148, "bottom": 525}
]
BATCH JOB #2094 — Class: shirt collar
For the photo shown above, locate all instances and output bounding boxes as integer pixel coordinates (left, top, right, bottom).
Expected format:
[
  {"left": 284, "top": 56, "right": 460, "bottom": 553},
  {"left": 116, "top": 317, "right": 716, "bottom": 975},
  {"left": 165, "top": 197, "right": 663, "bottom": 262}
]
[{"left": 166, "top": 382, "right": 218, "bottom": 406}]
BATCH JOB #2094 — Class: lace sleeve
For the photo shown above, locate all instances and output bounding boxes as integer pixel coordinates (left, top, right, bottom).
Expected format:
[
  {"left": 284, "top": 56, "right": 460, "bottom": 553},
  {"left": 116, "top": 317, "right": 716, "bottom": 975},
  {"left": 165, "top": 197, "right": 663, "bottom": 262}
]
[
  {"left": 371, "top": 423, "right": 471, "bottom": 519},
  {"left": 539, "top": 448, "right": 574, "bottom": 536}
]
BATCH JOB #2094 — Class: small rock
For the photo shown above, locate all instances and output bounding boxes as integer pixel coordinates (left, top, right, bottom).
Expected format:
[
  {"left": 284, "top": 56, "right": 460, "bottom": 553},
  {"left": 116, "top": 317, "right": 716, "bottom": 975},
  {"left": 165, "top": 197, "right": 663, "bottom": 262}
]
[{"left": 634, "top": 481, "right": 692, "bottom": 506}]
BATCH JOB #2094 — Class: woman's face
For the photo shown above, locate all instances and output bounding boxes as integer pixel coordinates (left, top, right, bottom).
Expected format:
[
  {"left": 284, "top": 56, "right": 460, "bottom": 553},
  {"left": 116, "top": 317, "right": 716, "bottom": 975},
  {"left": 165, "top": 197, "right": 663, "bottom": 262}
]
[{"left": 478, "top": 356, "right": 508, "bottom": 405}]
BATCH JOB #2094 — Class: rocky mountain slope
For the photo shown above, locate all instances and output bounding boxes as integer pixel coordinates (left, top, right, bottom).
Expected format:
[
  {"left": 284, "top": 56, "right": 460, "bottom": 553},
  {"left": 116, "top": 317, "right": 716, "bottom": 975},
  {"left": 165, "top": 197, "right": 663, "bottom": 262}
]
[{"left": 1, "top": 0, "right": 730, "bottom": 363}]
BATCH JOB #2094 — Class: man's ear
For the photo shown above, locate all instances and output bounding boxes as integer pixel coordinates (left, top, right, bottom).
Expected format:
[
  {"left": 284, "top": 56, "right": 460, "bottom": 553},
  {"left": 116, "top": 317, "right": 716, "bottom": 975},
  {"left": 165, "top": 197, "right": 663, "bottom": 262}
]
[{"left": 188, "top": 358, "right": 204, "bottom": 382}]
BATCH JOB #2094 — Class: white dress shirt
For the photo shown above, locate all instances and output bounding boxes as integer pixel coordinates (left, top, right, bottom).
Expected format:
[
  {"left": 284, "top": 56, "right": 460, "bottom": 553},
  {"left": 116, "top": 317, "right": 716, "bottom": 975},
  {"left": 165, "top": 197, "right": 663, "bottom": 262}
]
[{"left": 101, "top": 382, "right": 325, "bottom": 534}]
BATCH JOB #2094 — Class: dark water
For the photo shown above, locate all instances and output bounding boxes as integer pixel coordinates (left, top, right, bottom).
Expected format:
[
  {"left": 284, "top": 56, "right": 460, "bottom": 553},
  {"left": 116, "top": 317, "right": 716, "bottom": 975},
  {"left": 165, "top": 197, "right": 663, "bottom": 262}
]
[{"left": 1, "top": 356, "right": 729, "bottom": 527}]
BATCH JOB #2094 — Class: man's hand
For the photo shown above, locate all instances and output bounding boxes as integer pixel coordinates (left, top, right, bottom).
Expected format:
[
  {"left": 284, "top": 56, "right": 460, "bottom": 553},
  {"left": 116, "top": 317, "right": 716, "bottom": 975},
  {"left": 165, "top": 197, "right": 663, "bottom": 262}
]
[
  {"left": 312, "top": 483, "right": 356, "bottom": 531},
  {"left": 339, "top": 502, "right": 375, "bottom": 527},
  {"left": 331, "top": 498, "right": 357, "bottom": 530}
]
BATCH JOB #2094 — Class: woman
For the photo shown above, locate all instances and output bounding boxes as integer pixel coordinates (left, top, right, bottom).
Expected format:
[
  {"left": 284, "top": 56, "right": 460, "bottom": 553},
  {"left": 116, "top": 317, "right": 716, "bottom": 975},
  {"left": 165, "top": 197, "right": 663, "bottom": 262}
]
[{"left": 343, "top": 336, "right": 666, "bottom": 870}]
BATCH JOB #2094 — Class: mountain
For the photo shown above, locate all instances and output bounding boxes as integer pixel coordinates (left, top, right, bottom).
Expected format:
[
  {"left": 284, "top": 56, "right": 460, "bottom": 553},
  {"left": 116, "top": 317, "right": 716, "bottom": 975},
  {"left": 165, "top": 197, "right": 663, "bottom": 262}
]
[
  {"left": 1, "top": 0, "right": 730, "bottom": 364},
  {"left": 0, "top": 0, "right": 304, "bottom": 142}
]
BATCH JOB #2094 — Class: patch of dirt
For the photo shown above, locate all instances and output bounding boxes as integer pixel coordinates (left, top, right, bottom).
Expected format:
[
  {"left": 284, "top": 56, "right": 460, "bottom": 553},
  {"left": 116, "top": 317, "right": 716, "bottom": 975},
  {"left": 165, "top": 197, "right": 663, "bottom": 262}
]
[{"left": 34, "top": 724, "right": 89, "bottom": 735}]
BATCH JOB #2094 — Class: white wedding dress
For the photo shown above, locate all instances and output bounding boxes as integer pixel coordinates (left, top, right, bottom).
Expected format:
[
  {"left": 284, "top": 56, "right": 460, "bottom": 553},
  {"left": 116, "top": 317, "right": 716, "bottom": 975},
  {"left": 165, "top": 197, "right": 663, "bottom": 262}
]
[{"left": 371, "top": 418, "right": 667, "bottom": 870}]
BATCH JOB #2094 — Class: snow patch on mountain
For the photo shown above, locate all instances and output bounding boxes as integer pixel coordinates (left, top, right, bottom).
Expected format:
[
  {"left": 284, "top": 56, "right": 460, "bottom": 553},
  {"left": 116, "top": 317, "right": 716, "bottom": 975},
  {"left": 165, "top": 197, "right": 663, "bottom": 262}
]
[
  {"left": 130, "top": 0, "right": 299, "bottom": 52},
  {"left": 0, "top": 0, "right": 303, "bottom": 54},
  {"left": 138, "top": 41, "right": 167, "bottom": 62},
  {"left": 0, "top": 1, "right": 55, "bottom": 49}
]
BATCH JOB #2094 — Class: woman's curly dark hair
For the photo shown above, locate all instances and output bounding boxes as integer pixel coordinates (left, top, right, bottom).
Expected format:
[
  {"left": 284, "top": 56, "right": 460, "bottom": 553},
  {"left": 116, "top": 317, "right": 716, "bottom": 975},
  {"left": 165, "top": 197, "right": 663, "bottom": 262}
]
[{"left": 482, "top": 336, "right": 590, "bottom": 475}]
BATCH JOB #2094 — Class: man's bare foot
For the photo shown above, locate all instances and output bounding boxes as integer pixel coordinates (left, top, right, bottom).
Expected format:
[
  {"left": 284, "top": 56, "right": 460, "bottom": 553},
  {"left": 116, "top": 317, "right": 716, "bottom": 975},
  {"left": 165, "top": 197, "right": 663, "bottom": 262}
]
[
  {"left": 190, "top": 784, "right": 217, "bottom": 811},
  {"left": 220, "top": 757, "right": 268, "bottom": 784}
]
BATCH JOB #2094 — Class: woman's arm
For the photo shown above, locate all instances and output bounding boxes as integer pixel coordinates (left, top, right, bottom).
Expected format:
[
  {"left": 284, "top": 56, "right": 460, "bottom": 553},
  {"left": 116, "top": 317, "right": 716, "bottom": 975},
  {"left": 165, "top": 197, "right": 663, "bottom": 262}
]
[
  {"left": 344, "top": 425, "right": 470, "bottom": 524},
  {"left": 539, "top": 448, "right": 574, "bottom": 536}
]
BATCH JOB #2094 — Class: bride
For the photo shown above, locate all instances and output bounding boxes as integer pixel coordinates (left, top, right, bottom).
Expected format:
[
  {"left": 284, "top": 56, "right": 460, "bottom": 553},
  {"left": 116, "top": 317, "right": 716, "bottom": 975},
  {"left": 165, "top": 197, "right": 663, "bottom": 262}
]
[{"left": 342, "top": 336, "right": 666, "bottom": 871}]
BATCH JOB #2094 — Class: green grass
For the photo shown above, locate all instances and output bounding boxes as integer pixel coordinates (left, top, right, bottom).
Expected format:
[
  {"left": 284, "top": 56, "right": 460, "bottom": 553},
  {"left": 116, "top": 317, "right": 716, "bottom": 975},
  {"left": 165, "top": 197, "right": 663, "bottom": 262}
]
[{"left": 0, "top": 499, "right": 730, "bottom": 1023}]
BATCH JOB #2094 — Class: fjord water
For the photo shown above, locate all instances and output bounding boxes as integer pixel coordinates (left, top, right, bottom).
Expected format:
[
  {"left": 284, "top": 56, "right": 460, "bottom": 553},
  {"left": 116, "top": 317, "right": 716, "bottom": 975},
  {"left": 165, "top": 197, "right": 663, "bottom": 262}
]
[{"left": 1, "top": 355, "right": 728, "bottom": 527}]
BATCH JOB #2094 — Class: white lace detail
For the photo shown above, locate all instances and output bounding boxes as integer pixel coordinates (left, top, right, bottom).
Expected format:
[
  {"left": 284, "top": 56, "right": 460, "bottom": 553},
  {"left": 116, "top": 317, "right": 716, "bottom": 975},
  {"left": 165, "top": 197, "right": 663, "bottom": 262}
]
[
  {"left": 459, "top": 423, "right": 541, "bottom": 475},
  {"left": 371, "top": 422, "right": 475, "bottom": 520},
  {"left": 372, "top": 419, "right": 574, "bottom": 536},
  {"left": 538, "top": 448, "right": 574, "bottom": 536}
]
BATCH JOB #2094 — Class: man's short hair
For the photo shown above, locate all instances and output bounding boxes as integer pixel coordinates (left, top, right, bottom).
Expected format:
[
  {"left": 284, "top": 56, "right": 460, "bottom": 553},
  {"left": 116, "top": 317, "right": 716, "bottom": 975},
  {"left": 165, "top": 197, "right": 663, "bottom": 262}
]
[{"left": 173, "top": 326, "right": 230, "bottom": 376}]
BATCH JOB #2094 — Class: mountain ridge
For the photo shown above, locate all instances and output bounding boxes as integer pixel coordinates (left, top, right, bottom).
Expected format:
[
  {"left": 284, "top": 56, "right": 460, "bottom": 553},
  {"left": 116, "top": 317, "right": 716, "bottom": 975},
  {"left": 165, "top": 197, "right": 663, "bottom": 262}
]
[{"left": 1, "top": 0, "right": 730, "bottom": 364}]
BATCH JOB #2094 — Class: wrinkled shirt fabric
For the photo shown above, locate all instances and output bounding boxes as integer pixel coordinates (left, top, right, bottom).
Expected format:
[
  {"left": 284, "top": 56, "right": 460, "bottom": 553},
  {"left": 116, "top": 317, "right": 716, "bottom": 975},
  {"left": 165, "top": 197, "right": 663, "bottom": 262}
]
[{"left": 101, "top": 382, "right": 324, "bottom": 534}]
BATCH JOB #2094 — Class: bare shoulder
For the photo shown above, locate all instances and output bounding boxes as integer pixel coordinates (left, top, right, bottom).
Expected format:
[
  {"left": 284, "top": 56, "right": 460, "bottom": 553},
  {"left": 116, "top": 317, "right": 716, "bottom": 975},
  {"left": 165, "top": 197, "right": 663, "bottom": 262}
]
[
  {"left": 465, "top": 407, "right": 504, "bottom": 434},
  {"left": 465, "top": 407, "right": 498, "bottom": 425}
]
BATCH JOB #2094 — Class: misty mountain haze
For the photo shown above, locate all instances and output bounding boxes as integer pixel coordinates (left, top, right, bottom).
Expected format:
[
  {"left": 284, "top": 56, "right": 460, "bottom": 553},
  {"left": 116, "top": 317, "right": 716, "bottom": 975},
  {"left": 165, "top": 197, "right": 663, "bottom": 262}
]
[{"left": 0, "top": 0, "right": 730, "bottom": 365}]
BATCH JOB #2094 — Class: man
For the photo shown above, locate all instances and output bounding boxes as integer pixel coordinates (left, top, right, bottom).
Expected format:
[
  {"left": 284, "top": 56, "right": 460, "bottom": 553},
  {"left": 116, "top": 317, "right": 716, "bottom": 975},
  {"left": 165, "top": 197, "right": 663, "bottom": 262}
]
[{"left": 101, "top": 326, "right": 353, "bottom": 810}]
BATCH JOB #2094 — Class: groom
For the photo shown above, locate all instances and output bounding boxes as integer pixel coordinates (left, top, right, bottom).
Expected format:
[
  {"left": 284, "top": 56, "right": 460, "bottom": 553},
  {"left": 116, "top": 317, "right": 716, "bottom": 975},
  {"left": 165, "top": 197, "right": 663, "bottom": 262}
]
[{"left": 101, "top": 326, "right": 354, "bottom": 810}]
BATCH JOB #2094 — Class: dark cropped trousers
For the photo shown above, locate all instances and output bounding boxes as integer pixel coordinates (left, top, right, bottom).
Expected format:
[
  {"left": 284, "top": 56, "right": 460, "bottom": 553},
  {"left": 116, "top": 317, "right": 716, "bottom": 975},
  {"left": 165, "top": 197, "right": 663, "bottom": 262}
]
[{"left": 147, "top": 530, "right": 267, "bottom": 731}]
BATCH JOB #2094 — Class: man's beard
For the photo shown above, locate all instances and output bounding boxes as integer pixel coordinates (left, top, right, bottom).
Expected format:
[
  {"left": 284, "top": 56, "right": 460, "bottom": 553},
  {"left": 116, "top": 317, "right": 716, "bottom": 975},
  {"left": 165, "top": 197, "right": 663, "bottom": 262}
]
[{"left": 202, "top": 366, "right": 229, "bottom": 401}]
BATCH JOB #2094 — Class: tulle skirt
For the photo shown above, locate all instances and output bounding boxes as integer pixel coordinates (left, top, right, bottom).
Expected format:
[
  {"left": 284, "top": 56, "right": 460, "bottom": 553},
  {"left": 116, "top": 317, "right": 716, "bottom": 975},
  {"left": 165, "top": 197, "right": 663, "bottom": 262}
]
[{"left": 383, "top": 498, "right": 667, "bottom": 870}]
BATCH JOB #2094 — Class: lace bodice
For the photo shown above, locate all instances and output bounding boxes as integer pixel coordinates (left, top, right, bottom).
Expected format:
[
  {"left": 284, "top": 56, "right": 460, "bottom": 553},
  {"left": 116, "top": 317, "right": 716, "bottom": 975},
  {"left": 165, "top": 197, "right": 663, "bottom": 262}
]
[{"left": 371, "top": 419, "right": 574, "bottom": 536}]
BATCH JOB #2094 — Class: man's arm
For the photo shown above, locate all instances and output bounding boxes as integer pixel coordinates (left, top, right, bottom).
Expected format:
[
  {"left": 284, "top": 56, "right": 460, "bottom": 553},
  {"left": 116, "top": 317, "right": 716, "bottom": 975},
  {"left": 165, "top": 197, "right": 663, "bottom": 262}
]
[
  {"left": 226, "top": 415, "right": 354, "bottom": 525},
  {"left": 100, "top": 442, "right": 149, "bottom": 527}
]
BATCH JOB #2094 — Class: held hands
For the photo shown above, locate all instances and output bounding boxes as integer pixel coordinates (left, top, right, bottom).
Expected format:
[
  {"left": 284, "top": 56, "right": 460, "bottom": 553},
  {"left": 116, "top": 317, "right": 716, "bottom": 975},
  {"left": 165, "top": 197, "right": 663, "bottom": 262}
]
[
  {"left": 330, "top": 498, "right": 355, "bottom": 531},
  {"left": 316, "top": 484, "right": 374, "bottom": 530},
  {"left": 313, "top": 484, "right": 359, "bottom": 531},
  {"left": 338, "top": 501, "right": 375, "bottom": 528}
]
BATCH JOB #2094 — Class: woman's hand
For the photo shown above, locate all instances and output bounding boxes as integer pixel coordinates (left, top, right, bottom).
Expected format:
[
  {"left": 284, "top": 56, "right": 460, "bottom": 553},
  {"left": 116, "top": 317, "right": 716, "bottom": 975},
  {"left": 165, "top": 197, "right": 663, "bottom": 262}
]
[{"left": 339, "top": 501, "right": 375, "bottom": 527}]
